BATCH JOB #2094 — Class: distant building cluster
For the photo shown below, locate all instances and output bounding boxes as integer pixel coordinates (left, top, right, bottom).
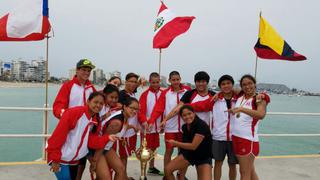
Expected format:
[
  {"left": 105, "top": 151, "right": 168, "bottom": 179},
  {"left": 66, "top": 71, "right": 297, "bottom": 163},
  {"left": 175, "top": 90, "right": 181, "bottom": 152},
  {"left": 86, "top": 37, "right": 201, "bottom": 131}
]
[
  {"left": 0, "top": 58, "right": 48, "bottom": 82},
  {"left": 68, "top": 69, "right": 122, "bottom": 85}
]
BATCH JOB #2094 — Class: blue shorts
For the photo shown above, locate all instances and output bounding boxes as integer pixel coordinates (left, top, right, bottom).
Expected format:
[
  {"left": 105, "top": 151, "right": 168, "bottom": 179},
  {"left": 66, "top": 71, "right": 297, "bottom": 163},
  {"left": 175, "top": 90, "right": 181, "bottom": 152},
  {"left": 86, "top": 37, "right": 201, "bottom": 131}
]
[{"left": 53, "top": 164, "right": 78, "bottom": 180}]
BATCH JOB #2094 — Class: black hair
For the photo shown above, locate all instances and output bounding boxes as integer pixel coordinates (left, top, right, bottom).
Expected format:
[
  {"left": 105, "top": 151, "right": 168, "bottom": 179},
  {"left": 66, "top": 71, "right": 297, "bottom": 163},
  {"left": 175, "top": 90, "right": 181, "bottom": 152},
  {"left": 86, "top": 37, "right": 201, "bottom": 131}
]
[
  {"left": 125, "top": 72, "right": 139, "bottom": 81},
  {"left": 194, "top": 71, "right": 210, "bottom": 83},
  {"left": 240, "top": 74, "right": 256, "bottom": 87},
  {"left": 169, "top": 71, "right": 180, "bottom": 79},
  {"left": 149, "top": 72, "right": 160, "bottom": 80},
  {"left": 88, "top": 91, "right": 105, "bottom": 101},
  {"left": 218, "top": 74, "right": 234, "bottom": 87},
  {"left": 179, "top": 105, "right": 195, "bottom": 116},
  {"left": 122, "top": 96, "right": 139, "bottom": 107},
  {"left": 103, "top": 84, "right": 119, "bottom": 96},
  {"left": 108, "top": 76, "right": 121, "bottom": 84}
]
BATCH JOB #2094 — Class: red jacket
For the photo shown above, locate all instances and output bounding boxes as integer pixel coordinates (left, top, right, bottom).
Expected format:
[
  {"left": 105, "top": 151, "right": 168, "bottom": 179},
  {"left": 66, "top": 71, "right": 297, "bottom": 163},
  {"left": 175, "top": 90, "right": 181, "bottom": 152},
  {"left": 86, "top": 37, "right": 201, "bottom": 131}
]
[
  {"left": 46, "top": 105, "right": 109, "bottom": 164},
  {"left": 53, "top": 76, "right": 96, "bottom": 119}
]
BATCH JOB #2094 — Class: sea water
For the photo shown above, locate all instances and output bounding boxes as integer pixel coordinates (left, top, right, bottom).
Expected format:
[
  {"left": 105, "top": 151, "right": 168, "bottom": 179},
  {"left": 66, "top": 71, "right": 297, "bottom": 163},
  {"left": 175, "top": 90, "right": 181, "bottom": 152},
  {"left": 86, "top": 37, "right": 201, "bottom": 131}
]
[{"left": 0, "top": 87, "right": 319, "bottom": 162}]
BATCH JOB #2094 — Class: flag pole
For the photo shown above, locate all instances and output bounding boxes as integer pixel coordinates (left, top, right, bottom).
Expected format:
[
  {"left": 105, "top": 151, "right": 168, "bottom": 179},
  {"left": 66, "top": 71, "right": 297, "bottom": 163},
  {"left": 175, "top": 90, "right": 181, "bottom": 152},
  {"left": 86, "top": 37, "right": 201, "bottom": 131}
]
[
  {"left": 254, "top": 55, "right": 258, "bottom": 79},
  {"left": 254, "top": 11, "right": 262, "bottom": 79},
  {"left": 42, "top": 34, "right": 50, "bottom": 161},
  {"left": 158, "top": 48, "right": 162, "bottom": 76}
]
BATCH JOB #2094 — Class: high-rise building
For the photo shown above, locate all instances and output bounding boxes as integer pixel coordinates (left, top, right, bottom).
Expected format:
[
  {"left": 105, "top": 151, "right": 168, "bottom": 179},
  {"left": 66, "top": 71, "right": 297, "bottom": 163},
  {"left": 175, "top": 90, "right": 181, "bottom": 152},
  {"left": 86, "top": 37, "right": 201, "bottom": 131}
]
[
  {"left": 12, "top": 60, "right": 28, "bottom": 81},
  {"left": 93, "top": 68, "right": 105, "bottom": 85},
  {"left": 0, "top": 62, "right": 12, "bottom": 80}
]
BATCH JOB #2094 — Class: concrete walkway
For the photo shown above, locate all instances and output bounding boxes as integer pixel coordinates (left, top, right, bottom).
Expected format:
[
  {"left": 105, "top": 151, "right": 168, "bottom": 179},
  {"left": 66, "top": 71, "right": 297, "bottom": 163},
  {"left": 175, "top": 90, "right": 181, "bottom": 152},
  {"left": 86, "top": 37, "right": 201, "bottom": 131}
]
[{"left": 1, "top": 155, "right": 319, "bottom": 180}]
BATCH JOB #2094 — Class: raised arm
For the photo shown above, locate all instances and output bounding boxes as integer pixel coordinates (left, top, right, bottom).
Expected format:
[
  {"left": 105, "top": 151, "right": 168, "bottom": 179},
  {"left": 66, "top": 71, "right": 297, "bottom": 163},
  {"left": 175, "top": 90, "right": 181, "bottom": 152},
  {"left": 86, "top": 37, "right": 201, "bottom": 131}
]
[{"left": 229, "top": 100, "right": 268, "bottom": 120}]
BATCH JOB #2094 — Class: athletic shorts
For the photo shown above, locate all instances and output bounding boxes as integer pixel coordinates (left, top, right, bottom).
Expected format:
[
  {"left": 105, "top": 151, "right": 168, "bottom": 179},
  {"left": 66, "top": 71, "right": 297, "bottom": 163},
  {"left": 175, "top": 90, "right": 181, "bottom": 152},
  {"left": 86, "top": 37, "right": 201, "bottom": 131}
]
[
  {"left": 165, "top": 132, "right": 182, "bottom": 149},
  {"left": 182, "top": 154, "right": 212, "bottom": 167},
  {"left": 212, "top": 139, "right": 238, "bottom": 164},
  {"left": 141, "top": 132, "right": 160, "bottom": 149},
  {"left": 232, "top": 135, "right": 259, "bottom": 156},
  {"left": 119, "top": 134, "right": 137, "bottom": 158},
  {"left": 53, "top": 164, "right": 78, "bottom": 180}
]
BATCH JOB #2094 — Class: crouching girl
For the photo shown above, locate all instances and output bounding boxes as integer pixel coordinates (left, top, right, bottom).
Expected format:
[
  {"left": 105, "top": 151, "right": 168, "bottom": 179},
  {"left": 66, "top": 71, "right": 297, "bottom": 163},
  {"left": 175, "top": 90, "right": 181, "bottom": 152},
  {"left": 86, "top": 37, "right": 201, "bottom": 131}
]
[
  {"left": 165, "top": 105, "right": 212, "bottom": 180},
  {"left": 46, "top": 92, "right": 117, "bottom": 180}
]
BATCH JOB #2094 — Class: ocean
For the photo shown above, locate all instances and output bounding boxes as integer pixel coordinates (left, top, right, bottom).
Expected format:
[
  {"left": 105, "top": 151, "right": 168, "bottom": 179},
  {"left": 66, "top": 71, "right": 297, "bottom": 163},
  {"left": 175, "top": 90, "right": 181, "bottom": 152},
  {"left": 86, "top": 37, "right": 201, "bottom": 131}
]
[{"left": 0, "top": 86, "right": 319, "bottom": 162}]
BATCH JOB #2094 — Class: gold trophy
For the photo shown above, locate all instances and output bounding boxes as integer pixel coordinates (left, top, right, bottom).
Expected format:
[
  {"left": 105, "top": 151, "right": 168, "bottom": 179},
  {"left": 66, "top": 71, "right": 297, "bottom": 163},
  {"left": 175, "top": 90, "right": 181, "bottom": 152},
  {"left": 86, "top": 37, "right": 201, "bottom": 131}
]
[{"left": 135, "top": 129, "right": 157, "bottom": 180}]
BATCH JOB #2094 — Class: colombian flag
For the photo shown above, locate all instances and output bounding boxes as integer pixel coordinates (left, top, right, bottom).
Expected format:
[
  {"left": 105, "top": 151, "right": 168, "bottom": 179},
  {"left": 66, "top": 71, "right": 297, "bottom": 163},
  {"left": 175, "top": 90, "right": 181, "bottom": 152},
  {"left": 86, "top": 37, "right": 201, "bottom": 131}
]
[{"left": 254, "top": 16, "right": 306, "bottom": 61}]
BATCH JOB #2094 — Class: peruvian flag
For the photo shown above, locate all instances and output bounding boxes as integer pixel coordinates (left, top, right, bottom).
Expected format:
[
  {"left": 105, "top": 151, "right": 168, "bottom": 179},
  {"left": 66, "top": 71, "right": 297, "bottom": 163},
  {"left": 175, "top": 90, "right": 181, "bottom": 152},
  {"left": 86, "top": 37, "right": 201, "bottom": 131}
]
[
  {"left": 153, "top": 2, "right": 195, "bottom": 49},
  {"left": 0, "top": 0, "right": 51, "bottom": 41}
]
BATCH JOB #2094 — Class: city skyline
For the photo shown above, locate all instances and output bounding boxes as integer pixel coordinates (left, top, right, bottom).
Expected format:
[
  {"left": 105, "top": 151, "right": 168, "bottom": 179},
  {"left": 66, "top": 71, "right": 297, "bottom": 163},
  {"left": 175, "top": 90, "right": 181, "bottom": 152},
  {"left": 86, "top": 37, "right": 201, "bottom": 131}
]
[{"left": 0, "top": 0, "right": 319, "bottom": 92}]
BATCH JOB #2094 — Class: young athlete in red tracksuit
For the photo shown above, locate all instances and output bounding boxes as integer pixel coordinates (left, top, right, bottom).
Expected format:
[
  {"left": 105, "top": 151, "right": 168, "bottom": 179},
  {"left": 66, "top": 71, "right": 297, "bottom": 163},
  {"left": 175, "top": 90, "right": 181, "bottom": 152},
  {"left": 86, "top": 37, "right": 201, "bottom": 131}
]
[
  {"left": 138, "top": 72, "right": 164, "bottom": 175},
  {"left": 53, "top": 59, "right": 96, "bottom": 119},
  {"left": 47, "top": 92, "right": 117, "bottom": 180},
  {"left": 52, "top": 59, "right": 96, "bottom": 180},
  {"left": 148, "top": 71, "right": 191, "bottom": 179},
  {"left": 118, "top": 73, "right": 140, "bottom": 176}
]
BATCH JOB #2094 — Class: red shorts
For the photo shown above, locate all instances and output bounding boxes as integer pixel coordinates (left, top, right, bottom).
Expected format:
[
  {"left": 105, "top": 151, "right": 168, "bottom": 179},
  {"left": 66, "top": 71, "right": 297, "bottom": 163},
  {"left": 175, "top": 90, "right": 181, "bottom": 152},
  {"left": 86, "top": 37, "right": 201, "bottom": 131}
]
[
  {"left": 165, "top": 132, "right": 182, "bottom": 149},
  {"left": 119, "top": 134, "right": 137, "bottom": 158},
  {"left": 141, "top": 133, "right": 160, "bottom": 149},
  {"left": 232, "top": 135, "right": 259, "bottom": 156}
]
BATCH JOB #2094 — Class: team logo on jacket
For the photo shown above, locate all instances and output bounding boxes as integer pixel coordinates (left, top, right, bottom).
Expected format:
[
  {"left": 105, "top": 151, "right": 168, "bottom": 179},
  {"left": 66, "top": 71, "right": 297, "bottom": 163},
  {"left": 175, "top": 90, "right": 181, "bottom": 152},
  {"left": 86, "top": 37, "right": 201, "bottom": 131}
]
[{"left": 154, "top": 17, "right": 164, "bottom": 32}]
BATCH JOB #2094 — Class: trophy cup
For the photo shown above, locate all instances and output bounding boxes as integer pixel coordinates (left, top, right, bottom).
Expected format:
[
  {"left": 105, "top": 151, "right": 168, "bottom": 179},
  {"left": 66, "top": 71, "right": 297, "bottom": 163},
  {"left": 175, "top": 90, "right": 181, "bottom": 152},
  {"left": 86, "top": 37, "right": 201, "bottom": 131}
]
[{"left": 135, "top": 129, "right": 157, "bottom": 180}]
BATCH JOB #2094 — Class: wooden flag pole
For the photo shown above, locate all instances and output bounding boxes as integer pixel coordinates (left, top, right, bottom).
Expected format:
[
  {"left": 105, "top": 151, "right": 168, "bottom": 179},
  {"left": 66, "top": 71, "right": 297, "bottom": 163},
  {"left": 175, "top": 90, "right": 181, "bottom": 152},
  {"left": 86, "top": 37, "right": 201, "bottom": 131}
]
[
  {"left": 254, "top": 11, "right": 262, "bottom": 80},
  {"left": 158, "top": 48, "right": 162, "bottom": 76}
]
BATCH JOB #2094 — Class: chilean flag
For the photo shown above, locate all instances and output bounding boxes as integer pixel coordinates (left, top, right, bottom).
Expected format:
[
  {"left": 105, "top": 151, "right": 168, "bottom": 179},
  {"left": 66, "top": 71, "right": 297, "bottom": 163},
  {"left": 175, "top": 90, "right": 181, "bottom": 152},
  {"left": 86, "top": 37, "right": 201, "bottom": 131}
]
[
  {"left": 153, "top": 2, "right": 195, "bottom": 49},
  {"left": 0, "top": 0, "right": 51, "bottom": 41}
]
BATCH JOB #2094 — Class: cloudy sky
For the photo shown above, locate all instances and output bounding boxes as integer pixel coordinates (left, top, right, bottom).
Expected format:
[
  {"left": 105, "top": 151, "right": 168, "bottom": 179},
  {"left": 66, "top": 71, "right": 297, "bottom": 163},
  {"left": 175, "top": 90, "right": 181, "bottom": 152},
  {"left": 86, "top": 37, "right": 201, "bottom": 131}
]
[{"left": 0, "top": 0, "right": 319, "bottom": 92}]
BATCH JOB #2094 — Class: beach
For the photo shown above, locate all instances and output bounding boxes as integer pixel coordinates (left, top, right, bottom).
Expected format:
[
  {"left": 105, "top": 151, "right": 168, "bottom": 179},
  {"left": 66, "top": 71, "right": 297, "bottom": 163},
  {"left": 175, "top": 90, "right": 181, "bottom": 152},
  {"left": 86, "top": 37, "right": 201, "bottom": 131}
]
[{"left": 0, "top": 81, "right": 61, "bottom": 88}]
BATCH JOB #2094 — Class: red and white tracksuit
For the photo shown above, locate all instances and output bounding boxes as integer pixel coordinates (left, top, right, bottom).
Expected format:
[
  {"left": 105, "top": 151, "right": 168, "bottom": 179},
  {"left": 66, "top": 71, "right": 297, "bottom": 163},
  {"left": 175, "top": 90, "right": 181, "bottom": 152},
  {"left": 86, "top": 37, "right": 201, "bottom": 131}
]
[
  {"left": 53, "top": 76, "right": 96, "bottom": 119},
  {"left": 149, "top": 85, "right": 191, "bottom": 133},
  {"left": 191, "top": 93, "right": 238, "bottom": 141},
  {"left": 46, "top": 106, "right": 110, "bottom": 165}
]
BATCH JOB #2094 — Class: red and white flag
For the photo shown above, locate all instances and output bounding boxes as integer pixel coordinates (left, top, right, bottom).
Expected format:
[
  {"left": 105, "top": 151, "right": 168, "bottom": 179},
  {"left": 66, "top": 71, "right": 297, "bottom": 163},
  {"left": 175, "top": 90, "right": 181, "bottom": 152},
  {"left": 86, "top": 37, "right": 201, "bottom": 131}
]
[
  {"left": 0, "top": 0, "right": 50, "bottom": 41},
  {"left": 153, "top": 2, "right": 195, "bottom": 49}
]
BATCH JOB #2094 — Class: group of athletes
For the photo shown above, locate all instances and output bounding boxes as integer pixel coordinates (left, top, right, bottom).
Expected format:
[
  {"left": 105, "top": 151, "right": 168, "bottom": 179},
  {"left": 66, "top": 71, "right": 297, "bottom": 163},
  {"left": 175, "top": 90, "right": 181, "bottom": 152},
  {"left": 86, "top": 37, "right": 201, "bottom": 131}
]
[{"left": 46, "top": 58, "right": 270, "bottom": 180}]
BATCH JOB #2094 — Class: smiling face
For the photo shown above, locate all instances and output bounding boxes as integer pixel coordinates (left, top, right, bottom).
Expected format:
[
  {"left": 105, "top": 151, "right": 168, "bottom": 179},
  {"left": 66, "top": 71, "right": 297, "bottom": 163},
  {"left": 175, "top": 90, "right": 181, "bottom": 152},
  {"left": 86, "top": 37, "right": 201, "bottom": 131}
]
[
  {"left": 169, "top": 74, "right": 181, "bottom": 90},
  {"left": 105, "top": 91, "right": 119, "bottom": 107},
  {"left": 76, "top": 67, "right": 92, "bottom": 83},
  {"left": 125, "top": 77, "right": 138, "bottom": 93},
  {"left": 123, "top": 100, "right": 139, "bottom": 118},
  {"left": 241, "top": 77, "right": 256, "bottom": 97},
  {"left": 150, "top": 76, "right": 160, "bottom": 90},
  {"left": 195, "top": 80, "right": 208, "bottom": 93},
  {"left": 87, "top": 95, "right": 105, "bottom": 114},
  {"left": 220, "top": 80, "right": 233, "bottom": 94},
  {"left": 181, "top": 108, "right": 196, "bottom": 125}
]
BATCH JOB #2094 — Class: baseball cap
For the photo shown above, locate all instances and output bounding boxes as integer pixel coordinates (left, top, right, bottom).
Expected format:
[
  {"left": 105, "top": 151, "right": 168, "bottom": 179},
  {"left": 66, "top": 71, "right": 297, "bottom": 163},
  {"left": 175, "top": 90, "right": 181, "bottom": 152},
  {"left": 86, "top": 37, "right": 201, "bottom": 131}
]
[{"left": 76, "top": 59, "right": 95, "bottom": 69}]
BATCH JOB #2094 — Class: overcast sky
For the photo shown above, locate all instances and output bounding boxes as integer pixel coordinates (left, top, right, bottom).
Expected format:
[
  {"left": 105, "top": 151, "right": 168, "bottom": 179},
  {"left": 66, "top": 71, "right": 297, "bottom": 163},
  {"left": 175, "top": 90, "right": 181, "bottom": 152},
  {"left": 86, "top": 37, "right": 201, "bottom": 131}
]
[{"left": 0, "top": 0, "right": 319, "bottom": 92}]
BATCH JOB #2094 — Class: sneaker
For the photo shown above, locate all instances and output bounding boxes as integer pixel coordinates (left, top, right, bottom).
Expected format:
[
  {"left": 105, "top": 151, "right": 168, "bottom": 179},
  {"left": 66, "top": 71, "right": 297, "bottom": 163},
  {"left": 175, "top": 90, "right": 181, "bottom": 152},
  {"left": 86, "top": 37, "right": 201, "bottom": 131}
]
[
  {"left": 147, "top": 167, "right": 164, "bottom": 176},
  {"left": 176, "top": 172, "right": 188, "bottom": 180}
]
